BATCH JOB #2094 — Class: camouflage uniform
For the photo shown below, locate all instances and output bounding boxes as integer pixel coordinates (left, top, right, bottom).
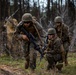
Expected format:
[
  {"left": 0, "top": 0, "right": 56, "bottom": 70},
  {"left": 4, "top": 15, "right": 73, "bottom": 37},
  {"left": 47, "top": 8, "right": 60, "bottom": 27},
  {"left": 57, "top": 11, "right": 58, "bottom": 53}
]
[
  {"left": 54, "top": 16, "right": 70, "bottom": 65},
  {"left": 15, "top": 13, "right": 46, "bottom": 70},
  {"left": 44, "top": 28, "right": 65, "bottom": 71}
]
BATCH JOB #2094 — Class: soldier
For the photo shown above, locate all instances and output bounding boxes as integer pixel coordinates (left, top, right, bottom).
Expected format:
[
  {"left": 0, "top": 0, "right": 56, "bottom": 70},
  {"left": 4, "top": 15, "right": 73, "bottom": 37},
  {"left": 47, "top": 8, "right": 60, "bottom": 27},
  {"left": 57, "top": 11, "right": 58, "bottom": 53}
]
[
  {"left": 44, "top": 28, "right": 65, "bottom": 73},
  {"left": 54, "top": 16, "right": 71, "bottom": 66},
  {"left": 15, "top": 13, "right": 46, "bottom": 73}
]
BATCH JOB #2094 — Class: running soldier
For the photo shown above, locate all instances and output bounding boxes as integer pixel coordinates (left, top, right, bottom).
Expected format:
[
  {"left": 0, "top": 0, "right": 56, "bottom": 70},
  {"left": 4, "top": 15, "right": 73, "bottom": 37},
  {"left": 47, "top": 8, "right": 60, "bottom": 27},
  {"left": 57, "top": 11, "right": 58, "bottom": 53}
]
[{"left": 15, "top": 13, "right": 46, "bottom": 73}]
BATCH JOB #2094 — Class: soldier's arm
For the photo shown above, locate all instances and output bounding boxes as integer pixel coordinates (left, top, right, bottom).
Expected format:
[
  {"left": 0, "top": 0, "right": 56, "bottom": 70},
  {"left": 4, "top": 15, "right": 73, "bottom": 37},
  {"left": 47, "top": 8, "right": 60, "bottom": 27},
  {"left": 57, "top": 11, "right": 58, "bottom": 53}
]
[
  {"left": 65, "top": 25, "right": 71, "bottom": 45},
  {"left": 15, "top": 26, "right": 29, "bottom": 41}
]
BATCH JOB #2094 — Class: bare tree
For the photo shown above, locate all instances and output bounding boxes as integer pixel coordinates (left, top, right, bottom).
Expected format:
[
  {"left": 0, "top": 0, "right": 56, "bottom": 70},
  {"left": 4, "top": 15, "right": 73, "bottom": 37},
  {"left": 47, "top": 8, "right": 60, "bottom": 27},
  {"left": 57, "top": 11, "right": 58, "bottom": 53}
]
[
  {"left": 18, "top": 0, "right": 23, "bottom": 19},
  {"left": 0, "top": 0, "right": 1, "bottom": 20},
  {"left": 68, "top": 0, "right": 75, "bottom": 24},
  {"left": 26, "top": 0, "right": 30, "bottom": 12},
  {"left": 46, "top": 0, "right": 51, "bottom": 24},
  {"left": 13, "top": 0, "right": 18, "bottom": 19}
]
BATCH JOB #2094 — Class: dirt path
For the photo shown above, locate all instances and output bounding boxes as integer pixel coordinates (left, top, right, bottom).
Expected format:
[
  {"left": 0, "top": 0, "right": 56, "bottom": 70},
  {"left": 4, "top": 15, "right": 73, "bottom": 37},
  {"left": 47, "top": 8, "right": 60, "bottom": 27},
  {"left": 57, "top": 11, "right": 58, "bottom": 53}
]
[{"left": 0, "top": 65, "right": 26, "bottom": 75}]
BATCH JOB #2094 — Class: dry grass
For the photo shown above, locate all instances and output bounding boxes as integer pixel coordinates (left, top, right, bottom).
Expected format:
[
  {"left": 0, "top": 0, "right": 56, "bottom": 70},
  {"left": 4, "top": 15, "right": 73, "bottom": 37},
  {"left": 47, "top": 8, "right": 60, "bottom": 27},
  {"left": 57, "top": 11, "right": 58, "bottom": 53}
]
[{"left": 0, "top": 52, "right": 76, "bottom": 75}]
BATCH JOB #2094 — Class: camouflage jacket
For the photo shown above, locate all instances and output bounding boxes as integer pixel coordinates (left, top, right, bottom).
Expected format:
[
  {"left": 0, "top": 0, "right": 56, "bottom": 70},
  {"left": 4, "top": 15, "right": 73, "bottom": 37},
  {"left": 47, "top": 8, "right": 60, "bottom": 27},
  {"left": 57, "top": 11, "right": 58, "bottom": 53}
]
[
  {"left": 46, "top": 37, "right": 64, "bottom": 54},
  {"left": 55, "top": 23, "right": 70, "bottom": 44},
  {"left": 15, "top": 20, "right": 46, "bottom": 44},
  {"left": 45, "top": 36, "right": 65, "bottom": 62}
]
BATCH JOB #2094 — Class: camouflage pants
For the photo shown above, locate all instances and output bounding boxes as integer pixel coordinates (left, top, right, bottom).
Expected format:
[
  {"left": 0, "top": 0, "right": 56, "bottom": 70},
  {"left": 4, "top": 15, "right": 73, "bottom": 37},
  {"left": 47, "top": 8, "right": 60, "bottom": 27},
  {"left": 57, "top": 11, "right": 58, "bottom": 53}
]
[
  {"left": 23, "top": 42, "right": 37, "bottom": 70},
  {"left": 63, "top": 42, "right": 69, "bottom": 64},
  {"left": 46, "top": 54, "right": 62, "bottom": 70}
]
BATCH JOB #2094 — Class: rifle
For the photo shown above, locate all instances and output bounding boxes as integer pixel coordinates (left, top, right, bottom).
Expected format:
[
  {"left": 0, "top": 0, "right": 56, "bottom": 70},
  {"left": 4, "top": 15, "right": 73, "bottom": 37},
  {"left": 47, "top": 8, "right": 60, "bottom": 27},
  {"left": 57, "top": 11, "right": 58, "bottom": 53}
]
[
  {"left": 5, "top": 8, "right": 19, "bottom": 21},
  {"left": 9, "top": 8, "right": 19, "bottom": 19},
  {"left": 42, "top": 38, "right": 55, "bottom": 55},
  {"left": 17, "top": 22, "right": 43, "bottom": 60}
]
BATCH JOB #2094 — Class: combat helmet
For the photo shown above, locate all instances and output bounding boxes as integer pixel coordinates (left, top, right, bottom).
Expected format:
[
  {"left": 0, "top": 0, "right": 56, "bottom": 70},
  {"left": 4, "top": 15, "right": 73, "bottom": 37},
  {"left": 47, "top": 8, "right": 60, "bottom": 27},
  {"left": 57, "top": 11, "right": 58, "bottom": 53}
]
[
  {"left": 48, "top": 28, "right": 56, "bottom": 35},
  {"left": 54, "top": 16, "right": 62, "bottom": 23},
  {"left": 22, "top": 13, "right": 33, "bottom": 22}
]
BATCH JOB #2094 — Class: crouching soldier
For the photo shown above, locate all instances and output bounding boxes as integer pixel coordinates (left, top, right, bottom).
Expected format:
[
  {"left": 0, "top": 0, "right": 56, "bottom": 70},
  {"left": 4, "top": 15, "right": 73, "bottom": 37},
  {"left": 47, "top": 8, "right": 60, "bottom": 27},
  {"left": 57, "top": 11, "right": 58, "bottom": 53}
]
[{"left": 44, "top": 28, "right": 65, "bottom": 73}]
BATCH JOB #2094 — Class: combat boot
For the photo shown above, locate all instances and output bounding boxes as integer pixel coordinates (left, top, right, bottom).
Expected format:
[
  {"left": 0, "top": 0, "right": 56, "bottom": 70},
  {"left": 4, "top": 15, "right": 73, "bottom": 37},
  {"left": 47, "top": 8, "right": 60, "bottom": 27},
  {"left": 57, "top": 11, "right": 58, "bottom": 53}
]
[
  {"left": 25, "top": 60, "right": 29, "bottom": 69},
  {"left": 46, "top": 64, "right": 52, "bottom": 71},
  {"left": 56, "top": 63, "right": 63, "bottom": 73},
  {"left": 65, "top": 59, "right": 68, "bottom": 66}
]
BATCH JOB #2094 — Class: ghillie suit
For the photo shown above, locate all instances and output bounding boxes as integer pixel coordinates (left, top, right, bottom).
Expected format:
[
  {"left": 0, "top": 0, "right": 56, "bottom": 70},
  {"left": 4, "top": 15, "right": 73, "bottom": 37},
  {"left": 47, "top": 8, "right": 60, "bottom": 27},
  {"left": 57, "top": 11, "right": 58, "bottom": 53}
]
[{"left": 4, "top": 18, "right": 24, "bottom": 59}]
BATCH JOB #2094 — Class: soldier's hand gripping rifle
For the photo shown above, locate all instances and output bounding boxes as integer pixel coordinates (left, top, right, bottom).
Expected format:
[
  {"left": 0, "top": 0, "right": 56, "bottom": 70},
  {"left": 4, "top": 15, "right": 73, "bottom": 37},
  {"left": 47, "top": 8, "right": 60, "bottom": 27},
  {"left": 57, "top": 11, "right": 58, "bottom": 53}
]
[
  {"left": 42, "top": 38, "right": 54, "bottom": 55},
  {"left": 17, "top": 22, "right": 43, "bottom": 60},
  {"left": 43, "top": 40, "right": 51, "bottom": 54}
]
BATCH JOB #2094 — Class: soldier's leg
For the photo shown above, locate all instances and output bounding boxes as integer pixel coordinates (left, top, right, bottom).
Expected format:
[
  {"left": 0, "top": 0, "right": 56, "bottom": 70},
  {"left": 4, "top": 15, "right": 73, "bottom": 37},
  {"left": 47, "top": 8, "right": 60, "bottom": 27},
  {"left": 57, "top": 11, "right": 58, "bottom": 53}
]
[
  {"left": 23, "top": 42, "right": 30, "bottom": 69},
  {"left": 65, "top": 50, "right": 68, "bottom": 66},
  {"left": 63, "top": 42, "right": 69, "bottom": 66},
  {"left": 55, "top": 54, "right": 63, "bottom": 72},
  {"left": 25, "top": 56, "right": 30, "bottom": 69},
  {"left": 46, "top": 55, "right": 55, "bottom": 70},
  {"left": 56, "top": 63, "right": 63, "bottom": 72},
  {"left": 46, "top": 55, "right": 56, "bottom": 75},
  {"left": 29, "top": 44, "right": 37, "bottom": 71}
]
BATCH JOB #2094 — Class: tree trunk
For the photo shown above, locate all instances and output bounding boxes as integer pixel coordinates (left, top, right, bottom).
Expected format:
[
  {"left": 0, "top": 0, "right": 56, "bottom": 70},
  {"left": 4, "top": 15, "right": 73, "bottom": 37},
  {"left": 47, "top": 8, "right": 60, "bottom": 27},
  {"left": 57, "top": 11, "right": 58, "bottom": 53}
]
[
  {"left": 47, "top": 0, "right": 51, "bottom": 24},
  {"left": 19, "top": 0, "right": 22, "bottom": 19},
  {"left": 5, "top": 0, "right": 10, "bottom": 17},
  {"left": 68, "top": 0, "right": 75, "bottom": 23},
  {"left": 14, "top": 0, "right": 18, "bottom": 19},
  {"left": 22, "top": 0, "right": 25, "bottom": 13},
  {"left": 0, "top": 0, "right": 1, "bottom": 21},
  {"left": 26, "top": 0, "right": 30, "bottom": 12}
]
